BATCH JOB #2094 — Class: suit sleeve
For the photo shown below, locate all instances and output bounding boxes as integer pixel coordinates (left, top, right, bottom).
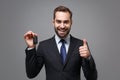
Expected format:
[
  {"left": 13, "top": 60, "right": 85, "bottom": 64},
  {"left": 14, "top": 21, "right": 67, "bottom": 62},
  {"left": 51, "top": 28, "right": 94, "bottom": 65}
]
[
  {"left": 82, "top": 55, "right": 97, "bottom": 80},
  {"left": 25, "top": 45, "right": 44, "bottom": 79}
]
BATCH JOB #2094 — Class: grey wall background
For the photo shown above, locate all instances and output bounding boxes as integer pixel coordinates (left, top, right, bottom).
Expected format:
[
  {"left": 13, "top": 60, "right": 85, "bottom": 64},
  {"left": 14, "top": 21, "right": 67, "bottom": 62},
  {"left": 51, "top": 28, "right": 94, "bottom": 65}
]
[{"left": 0, "top": 0, "right": 120, "bottom": 80}]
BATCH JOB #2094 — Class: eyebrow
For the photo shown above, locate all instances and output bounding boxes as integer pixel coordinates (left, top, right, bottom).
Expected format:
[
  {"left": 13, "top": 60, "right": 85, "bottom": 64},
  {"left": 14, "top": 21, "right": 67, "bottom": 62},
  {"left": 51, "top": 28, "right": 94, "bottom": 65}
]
[{"left": 56, "top": 19, "right": 70, "bottom": 23}]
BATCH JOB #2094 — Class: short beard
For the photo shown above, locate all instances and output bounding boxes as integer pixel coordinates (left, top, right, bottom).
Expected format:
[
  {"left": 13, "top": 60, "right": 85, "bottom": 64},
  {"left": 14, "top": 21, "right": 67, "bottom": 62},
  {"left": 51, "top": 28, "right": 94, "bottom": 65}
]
[{"left": 54, "top": 27, "right": 70, "bottom": 39}]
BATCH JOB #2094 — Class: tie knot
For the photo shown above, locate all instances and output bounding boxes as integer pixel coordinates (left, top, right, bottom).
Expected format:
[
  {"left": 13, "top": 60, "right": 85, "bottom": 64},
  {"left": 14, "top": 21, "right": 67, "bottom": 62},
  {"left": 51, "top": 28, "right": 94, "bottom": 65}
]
[{"left": 60, "top": 39, "right": 66, "bottom": 43}]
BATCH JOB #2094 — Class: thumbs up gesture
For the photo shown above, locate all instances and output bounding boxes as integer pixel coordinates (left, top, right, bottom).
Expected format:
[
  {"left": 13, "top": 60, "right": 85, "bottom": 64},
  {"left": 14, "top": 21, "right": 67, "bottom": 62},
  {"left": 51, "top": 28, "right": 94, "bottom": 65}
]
[{"left": 79, "top": 39, "right": 91, "bottom": 58}]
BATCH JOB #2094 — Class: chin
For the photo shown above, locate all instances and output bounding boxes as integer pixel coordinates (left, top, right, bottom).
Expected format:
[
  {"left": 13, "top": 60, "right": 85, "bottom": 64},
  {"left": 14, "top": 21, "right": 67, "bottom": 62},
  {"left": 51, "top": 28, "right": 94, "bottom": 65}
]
[
  {"left": 55, "top": 29, "right": 69, "bottom": 38},
  {"left": 58, "top": 34, "right": 68, "bottom": 39}
]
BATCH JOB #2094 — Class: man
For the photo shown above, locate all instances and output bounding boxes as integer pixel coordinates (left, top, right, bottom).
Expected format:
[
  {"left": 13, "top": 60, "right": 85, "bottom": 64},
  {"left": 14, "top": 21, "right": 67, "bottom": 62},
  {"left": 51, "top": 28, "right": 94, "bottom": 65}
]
[{"left": 24, "top": 6, "right": 97, "bottom": 80}]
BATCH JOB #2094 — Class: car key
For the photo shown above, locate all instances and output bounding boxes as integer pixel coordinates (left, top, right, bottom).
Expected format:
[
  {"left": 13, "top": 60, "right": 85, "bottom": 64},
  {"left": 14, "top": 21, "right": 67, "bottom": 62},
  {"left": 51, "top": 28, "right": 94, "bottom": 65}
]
[{"left": 33, "top": 36, "right": 38, "bottom": 44}]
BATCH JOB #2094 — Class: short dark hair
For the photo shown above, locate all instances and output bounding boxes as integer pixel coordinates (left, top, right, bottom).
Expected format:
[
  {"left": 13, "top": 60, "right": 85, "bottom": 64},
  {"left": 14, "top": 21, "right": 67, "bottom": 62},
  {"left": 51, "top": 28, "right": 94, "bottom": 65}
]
[{"left": 53, "top": 6, "right": 72, "bottom": 19}]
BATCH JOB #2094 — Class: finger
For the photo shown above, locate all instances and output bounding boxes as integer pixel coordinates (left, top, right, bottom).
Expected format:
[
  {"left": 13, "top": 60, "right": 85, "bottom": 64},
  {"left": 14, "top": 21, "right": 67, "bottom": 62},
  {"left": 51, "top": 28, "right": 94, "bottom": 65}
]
[
  {"left": 33, "top": 33, "right": 38, "bottom": 38},
  {"left": 24, "top": 31, "right": 32, "bottom": 38},
  {"left": 27, "top": 31, "right": 37, "bottom": 37},
  {"left": 79, "top": 48, "right": 87, "bottom": 52},
  {"left": 79, "top": 49, "right": 88, "bottom": 52},
  {"left": 79, "top": 46, "right": 87, "bottom": 50},
  {"left": 80, "top": 53, "right": 87, "bottom": 56},
  {"left": 24, "top": 31, "right": 35, "bottom": 39},
  {"left": 80, "top": 53, "right": 88, "bottom": 58},
  {"left": 83, "top": 39, "right": 87, "bottom": 46},
  {"left": 79, "top": 47, "right": 88, "bottom": 54}
]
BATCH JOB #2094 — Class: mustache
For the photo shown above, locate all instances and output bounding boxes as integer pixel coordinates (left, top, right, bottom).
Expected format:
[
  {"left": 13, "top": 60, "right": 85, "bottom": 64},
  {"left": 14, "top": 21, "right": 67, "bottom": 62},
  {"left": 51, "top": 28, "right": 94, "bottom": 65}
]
[{"left": 57, "top": 27, "right": 68, "bottom": 31}]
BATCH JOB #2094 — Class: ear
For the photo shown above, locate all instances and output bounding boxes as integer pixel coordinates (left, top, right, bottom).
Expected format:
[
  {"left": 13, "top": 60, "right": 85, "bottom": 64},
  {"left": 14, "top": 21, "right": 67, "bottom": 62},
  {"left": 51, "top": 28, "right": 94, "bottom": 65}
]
[
  {"left": 71, "top": 19, "right": 72, "bottom": 25},
  {"left": 52, "top": 19, "right": 55, "bottom": 23},
  {"left": 52, "top": 19, "right": 55, "bottom": 25},
  {"left": 70, "top": 19, "right": 72, "bottom": 25}
]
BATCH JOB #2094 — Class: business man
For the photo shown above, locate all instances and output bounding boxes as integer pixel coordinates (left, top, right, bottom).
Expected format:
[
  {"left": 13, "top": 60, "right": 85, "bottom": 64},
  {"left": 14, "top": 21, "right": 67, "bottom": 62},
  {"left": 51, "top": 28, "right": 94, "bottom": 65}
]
[{"left": 24, "top": 6, "right": 97, "bottom": 80}]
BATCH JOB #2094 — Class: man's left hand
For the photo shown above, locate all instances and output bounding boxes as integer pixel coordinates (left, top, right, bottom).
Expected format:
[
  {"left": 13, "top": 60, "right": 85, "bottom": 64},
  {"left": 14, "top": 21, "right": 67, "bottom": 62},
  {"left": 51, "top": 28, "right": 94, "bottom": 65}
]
[{"left": 79, "top": 39, "right": 91, "bottom": 58}]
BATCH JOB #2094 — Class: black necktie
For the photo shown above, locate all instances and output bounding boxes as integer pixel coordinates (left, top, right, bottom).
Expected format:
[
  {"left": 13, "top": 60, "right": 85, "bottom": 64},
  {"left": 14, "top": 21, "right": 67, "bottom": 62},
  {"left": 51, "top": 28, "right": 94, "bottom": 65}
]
[{"left": 60, "top": 39, "right": 66, "bottom": 64}]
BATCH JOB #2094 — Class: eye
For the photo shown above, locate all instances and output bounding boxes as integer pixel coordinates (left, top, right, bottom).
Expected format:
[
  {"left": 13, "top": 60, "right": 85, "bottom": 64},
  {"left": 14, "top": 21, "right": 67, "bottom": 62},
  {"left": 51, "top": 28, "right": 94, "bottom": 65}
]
[
  {"left": 64, "top": 20, "right": 69, "bottom": 24},
  {"left": 56, "top": 20, "right": 61, "bottom": 24}
]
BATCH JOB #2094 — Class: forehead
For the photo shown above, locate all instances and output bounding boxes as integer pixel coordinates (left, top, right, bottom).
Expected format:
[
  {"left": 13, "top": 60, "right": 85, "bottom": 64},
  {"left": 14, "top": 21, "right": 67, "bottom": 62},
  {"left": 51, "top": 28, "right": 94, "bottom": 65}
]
[{"left": 55, "top": 12, "right": 71, "bottom": 20}]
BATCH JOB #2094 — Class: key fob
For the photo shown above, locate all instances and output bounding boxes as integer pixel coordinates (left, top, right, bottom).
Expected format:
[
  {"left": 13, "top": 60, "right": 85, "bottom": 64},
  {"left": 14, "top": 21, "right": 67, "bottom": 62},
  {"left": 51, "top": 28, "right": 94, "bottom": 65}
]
[{"left": 33, "top": 36, "right": 38, "bottom": 44}]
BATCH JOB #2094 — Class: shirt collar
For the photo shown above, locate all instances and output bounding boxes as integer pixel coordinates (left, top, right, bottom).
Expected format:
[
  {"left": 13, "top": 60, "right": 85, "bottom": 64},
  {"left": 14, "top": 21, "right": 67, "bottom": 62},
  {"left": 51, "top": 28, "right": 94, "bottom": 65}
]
[{"left": 55, "top": 34, "right": 70, "bottom": 44}]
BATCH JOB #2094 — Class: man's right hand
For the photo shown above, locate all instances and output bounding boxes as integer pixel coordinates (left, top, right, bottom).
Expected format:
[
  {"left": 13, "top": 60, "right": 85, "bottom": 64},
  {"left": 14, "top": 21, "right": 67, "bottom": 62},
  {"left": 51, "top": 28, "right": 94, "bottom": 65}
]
[{"left": 24, "top": 31, "right": 38, "bottom": 48}]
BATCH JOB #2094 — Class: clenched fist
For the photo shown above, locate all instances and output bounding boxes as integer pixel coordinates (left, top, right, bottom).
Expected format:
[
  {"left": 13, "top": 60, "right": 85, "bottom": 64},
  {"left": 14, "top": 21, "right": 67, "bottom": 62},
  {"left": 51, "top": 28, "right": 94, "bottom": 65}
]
[{"left": 24, "top": 31, "right": 37, "bottom": 48}]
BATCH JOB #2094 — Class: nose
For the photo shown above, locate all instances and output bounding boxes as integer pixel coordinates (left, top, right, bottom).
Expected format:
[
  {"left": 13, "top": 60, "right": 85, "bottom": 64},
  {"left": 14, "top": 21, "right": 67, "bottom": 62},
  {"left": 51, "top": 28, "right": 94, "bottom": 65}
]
[{"left": 60, "top": 23, "right": 65, "bottom": 28}]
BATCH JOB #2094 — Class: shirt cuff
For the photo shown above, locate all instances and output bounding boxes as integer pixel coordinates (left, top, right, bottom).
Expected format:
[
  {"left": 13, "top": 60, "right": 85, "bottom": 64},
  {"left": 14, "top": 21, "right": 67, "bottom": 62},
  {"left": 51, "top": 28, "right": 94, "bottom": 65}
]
[{"left": 27, "top": 47, "right": 34, "bottom": 50}]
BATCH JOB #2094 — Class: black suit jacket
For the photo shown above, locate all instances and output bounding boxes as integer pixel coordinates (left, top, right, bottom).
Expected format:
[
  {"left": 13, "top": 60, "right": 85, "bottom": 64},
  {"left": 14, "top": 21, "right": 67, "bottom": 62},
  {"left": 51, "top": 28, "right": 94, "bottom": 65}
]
[{"left": 25, "top": 35, "right": 97, "bottom": 80}]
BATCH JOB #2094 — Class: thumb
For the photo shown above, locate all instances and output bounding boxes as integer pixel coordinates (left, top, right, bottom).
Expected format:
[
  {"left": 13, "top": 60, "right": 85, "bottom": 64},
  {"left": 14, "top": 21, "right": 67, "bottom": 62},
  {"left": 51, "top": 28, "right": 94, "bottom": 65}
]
[{"left": 83, "top": 39, "right": 87, "bottom": 46}]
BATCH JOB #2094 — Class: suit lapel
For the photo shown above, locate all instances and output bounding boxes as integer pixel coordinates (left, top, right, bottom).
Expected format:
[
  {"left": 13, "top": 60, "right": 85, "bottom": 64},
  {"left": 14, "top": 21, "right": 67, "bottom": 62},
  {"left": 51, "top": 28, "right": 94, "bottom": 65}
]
[
  {"left": 49, "top": 36, "right": 81, "bottom": 68},
  {"left": 49, "top": 36, "right": 63, "bottom": 66},
  {"left": 64, "top": 36, "right": 77, "bottom": 66}
]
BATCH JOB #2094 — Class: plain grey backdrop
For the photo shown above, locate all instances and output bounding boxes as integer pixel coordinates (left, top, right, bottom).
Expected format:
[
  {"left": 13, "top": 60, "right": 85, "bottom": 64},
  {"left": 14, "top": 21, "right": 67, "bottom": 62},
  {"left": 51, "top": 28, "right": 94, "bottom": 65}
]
[{"left": 0, "top": 0, "right": 120, "bottom": 80}]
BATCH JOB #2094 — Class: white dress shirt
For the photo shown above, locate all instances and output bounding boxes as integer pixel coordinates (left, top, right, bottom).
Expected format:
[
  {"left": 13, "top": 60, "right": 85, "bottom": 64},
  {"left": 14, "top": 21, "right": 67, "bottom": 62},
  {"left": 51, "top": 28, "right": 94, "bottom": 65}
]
[{"left": 55, "top": 34, "right": 70, "bottom": 54}]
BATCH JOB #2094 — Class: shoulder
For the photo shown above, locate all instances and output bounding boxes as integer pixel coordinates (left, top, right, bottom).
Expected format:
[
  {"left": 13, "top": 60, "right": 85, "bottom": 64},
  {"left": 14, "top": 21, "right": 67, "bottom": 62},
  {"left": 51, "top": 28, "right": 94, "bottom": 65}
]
[
  {"left": 38, "top": 36, "right": 55, "bottom": 45},
  {"left": 70, "top": 35, "right": 83, "bottom": 44}
]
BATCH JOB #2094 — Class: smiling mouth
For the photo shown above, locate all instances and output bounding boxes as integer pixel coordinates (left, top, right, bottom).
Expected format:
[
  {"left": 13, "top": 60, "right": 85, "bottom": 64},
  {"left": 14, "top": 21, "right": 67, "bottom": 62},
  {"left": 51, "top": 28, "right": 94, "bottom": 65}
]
[{"left": 59, "top": 30, "right": 66, "bottom": 33}]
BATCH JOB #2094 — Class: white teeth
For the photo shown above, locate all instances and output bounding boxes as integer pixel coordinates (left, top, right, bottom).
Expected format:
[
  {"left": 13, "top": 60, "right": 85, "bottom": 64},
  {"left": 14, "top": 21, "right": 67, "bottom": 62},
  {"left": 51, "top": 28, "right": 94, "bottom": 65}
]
[
  {"left": 60, "top": 31, "right": 65, "bottom": 32},
  {"left": 60, "top": 30, "right": 66, "bottom": 32},
  {"left": 59, "top": 30, "right": 65, "bottom": 33}
]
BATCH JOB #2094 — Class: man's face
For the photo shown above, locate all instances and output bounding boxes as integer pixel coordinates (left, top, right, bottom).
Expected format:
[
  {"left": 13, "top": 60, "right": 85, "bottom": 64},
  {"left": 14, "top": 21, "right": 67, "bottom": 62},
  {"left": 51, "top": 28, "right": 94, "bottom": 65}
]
[{"left": 53, "top": 11, "right": 72, "bottom": 39}]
